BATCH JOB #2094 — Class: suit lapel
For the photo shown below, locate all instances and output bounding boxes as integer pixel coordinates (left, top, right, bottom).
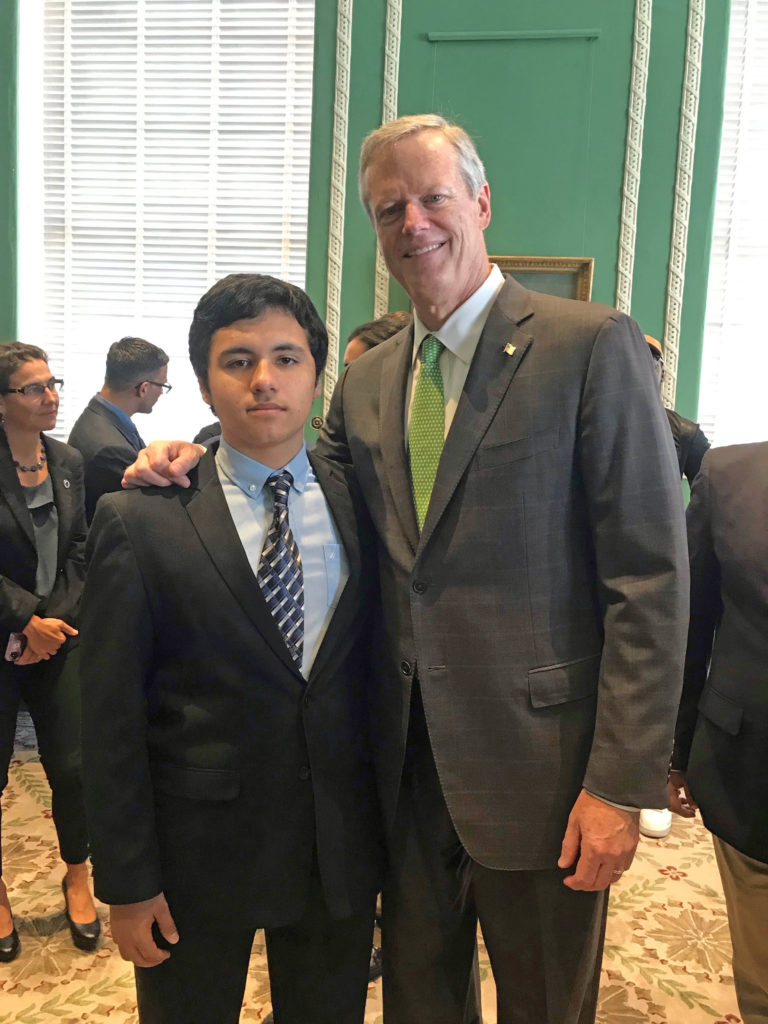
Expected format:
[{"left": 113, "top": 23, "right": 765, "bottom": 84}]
[
  {"left": 419, "top": 277, "right": 534, "bottom": 550},
  {"left": 0, "top": 439, "right": 35, "bottom": 551},
  {"left": 306, "top": 453, "right": 362, "bottom": 683},
  {"left": 185, "top": 451, "right": 301, "bottom": 679},
  {"left": 379, "top": 327, "right": 420, "bottom": 554}
]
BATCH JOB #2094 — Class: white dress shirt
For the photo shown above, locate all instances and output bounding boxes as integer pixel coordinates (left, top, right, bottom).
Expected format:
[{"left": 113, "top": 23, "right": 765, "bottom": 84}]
[
  {"left": 215, "top": 439, "right": 349, "bottom": 678},
  {"left": 405, "top": 262, "right": 505, "bottom": 439}
]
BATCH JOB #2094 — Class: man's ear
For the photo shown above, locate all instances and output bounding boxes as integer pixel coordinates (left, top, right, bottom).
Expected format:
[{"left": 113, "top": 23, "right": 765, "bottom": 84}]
[
  {"left": 198, "top": 377, "right": 213, "bottom": 410},
  {"left": 313, "top": 375, "right": 322, "bottom": 400}
]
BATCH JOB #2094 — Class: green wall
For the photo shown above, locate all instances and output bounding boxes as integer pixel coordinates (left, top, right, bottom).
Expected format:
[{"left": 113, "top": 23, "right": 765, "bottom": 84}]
[
  {"left": 306, "top": 0, "right": 730, "bottom": 423},
  {"left": 0, "top": 0, "right": 17, "bottom": 340}
]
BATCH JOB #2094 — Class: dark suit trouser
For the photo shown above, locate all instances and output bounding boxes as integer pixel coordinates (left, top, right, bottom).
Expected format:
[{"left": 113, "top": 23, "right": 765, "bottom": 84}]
[
  {"left": 0, "top": 647, "right": 89, "bottom": 873},
  {"left": 382, "top": 686, "right": 607, "bottom": 1024},
  {"left": 134, "top": 868, "right": 375, "bottom": 1024}
]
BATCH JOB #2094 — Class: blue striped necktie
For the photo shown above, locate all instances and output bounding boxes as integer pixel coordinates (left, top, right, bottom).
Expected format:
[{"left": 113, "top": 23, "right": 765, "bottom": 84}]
[{"left": 257, "top": 471, "right": 304, "bottom": 667}]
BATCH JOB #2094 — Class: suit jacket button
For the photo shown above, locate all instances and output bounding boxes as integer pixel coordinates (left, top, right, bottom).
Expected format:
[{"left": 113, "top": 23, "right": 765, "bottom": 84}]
[
  {"left": 303, "top": 693, "right": 312, "bottom": 707},
  {"left": 412, "top": 580, "right": 427, "bottom": 594},
  {"left": 400, "top": 660, "right": 412, "bottom": 676},
  {"left": 299, "top": 765, "right": 311, "bottom": 780}
]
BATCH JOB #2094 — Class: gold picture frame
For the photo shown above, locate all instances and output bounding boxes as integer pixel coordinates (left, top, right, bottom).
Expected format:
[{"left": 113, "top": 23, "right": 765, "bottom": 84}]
[{"left": 489, "top": 255, "right": 594, "bottom": 302}]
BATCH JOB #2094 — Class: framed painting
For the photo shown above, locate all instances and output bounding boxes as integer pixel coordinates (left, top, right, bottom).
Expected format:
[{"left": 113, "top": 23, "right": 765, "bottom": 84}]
[{"left": 489, "top": 255, "right": 594, "bottom": 301}]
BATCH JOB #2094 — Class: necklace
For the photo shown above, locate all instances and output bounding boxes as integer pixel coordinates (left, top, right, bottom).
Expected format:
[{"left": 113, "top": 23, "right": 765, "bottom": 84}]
[{"left": 13, "top": 450, "right": 47, "bottom": 473}]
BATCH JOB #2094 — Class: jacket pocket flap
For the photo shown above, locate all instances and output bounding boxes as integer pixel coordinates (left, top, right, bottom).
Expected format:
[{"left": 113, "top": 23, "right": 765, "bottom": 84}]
[
  {"left": 152, "top": 762, "right": 240, "bottom": 801},
  {"left": 528, "top": 653, "right": 600, "bottom": 708},
  {"left": 477, "top": 429, "right": 559, "bottom": 469},
  {"left": 698, "top": 687, "right": 742, "bottom": 736}
]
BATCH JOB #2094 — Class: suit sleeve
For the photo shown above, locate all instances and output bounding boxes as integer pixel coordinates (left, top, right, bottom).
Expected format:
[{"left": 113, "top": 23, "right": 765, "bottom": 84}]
[
  {"left": 671, "top": 458, "right": 720, "bottom": 771},
  {"left": 578, "top": 313, "right": 690, "bottom": 808},
  {"left": 80, "top": 495, "right": 164, "bottom": 905}
]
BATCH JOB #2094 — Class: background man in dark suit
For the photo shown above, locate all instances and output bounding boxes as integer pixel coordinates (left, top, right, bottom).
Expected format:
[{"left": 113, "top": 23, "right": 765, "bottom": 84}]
[
  {"left": 122, "top": 114, "right": 690, "bottom": 1024},
  {"left": 68, "top": 336, "right": 169, "bottom": 521},
  {"left": 668, "top": 442, "right": 768, "bottom": 1024},
  {"left": 80, "top": 275, "right": 382, "bottom": 1024}
]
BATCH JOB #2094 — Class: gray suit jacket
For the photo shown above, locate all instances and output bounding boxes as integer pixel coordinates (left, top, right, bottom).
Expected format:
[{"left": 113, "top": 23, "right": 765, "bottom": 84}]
[
  {"left": 318, "top": 275, "right": 689, "bottom": 870},
  {"left": 671, "top": 442, "right": 768, "bottom": 863},
  {"left": 68, "top": 396, "right": 142, "bottom": 522}
]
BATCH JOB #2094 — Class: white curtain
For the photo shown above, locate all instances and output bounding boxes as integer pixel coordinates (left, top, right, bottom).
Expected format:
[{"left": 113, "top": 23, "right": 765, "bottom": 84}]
[
  {"left": 18, "top": 0, "right": 316, "bottom": 443},
  {"left": 698, "top": 0, "right": 768, "bottom": 446}
]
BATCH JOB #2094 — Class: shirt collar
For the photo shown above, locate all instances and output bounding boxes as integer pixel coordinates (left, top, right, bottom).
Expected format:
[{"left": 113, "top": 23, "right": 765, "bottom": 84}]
[
  {"left": 216, "top": 437, "right": 309, "bottom": 499},
  {"left": 94, "top": 393, "right": 139, "bottom": 437},
  {"left": 411, "top": 263, "right": 505, "bottom": 367}
]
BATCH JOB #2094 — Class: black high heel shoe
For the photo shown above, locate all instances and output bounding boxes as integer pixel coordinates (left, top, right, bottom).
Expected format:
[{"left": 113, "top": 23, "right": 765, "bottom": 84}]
[
  {"left": 62, "top": 878, "right": 101, "bottom": 952},
  {"left": 0, "top": 922, "right": 20, "bottom": 963}
]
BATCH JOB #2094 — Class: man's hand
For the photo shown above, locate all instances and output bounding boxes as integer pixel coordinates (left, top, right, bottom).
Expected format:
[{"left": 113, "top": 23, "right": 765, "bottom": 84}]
[
  {"left": 667, "top": 769, "right": 698, "bottom": 818},
  {"left": 22, "top": 615, "right": 78, "bottom": 658},
  {"left": 122, "top": 441, "right": 206, "bottom": 489},
  {"left": 110, "top": 893, "right": 180, "bottom": 967},
  {"left": 558, "top": 789, "right": 640, "bottom": 891}
]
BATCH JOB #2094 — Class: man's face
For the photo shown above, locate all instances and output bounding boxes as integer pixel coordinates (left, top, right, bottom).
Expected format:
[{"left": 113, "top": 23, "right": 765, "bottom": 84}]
[
  {"left": 200, "top": 310, "right": 320, "bottom": 468},
  {"left": 364, "top": 130, "right": 491, "bottom": 329},
  {"left": 137, "top": 363, "right": 168, "bottom": 414}
]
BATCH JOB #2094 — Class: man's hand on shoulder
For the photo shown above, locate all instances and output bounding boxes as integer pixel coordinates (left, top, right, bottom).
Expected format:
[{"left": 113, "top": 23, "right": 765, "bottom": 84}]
[
  {"left": 558, "top": 789, "right": 640, "bottom": 891},
  {"left": 110, "top": 893, "right": 179, "bottom": 967},
  {"left": 121, "top": 441, "right": 206, "bottom": 489}
]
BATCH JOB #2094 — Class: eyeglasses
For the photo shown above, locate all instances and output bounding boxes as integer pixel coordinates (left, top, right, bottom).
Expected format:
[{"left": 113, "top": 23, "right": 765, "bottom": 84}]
[
  {"left": 137, "top": 380, "right": 173, "bottom": 393},
  {"left": 2, "top": 377, "right": 63, "bottom": 398}
]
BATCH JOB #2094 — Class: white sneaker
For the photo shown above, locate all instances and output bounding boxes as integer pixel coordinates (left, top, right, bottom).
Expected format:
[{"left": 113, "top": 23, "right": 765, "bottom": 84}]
[{"left": 639, "top": 808, "right": 672, "bottom": 838}]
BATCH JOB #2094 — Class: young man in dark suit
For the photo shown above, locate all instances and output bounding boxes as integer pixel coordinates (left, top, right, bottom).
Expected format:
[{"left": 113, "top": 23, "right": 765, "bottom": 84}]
[
  {"left": 68, "top": 336, "right": 170, "bottom": 522},
  {"left": 79, "top": 275, "right": 382, "bottom": 1024}
]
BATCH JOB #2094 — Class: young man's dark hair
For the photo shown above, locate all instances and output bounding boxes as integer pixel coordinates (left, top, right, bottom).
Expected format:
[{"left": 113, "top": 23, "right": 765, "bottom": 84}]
[
  {"left": 104, "top": 337, "right": 169, "bottom": 390},
  {"left": 189, "top": 274, "right": 328, "bottom": 388}
]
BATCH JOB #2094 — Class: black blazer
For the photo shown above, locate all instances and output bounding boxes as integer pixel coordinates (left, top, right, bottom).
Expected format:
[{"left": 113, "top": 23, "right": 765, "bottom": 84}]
[
  {"left": 68, "top": 396, "right": 142, "bottom": 522},
  {"left": 672, "top": 442, "right": 768, "bottom": 863},
  {"left": 80, "top": 448, "right": 383, "bottom": 930},
  {"left": 0, "top": 430, "right": 87, "bottom": 652}
]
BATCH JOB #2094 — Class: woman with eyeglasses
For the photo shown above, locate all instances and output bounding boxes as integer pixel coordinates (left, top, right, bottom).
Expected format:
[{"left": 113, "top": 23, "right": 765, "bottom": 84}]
[{"left": 0, "top": 343, "right": 99, "bottom": 962}]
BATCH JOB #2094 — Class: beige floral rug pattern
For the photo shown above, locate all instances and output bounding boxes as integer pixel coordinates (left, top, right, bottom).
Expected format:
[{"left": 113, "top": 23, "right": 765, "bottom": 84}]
[{"left": 0, "top": 748, "right": 743, "bottom": 1023}]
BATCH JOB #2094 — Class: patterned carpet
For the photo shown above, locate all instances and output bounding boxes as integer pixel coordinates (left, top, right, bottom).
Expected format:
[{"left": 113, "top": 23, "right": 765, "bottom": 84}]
[{"left": 0, "top": 720, "right": 743, "bottom": 1023}]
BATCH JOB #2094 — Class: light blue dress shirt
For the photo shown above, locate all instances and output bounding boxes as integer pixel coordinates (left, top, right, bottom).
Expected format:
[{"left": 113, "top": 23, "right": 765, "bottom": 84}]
[{"left": 215, "top": 439, "right": 349, "bottom": 678}]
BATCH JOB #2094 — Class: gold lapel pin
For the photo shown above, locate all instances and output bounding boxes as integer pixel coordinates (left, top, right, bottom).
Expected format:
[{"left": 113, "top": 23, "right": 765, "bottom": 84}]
[{"left": 504, "top": 342, "right": 516, "bottom": 356}]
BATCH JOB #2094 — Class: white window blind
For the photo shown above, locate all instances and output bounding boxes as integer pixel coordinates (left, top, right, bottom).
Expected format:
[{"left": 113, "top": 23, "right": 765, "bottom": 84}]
[
  {"left": 18, "top": 0, "right": 315, "bottom": 443},
  {"left": 697, "top": 0, "right": 768, "bottom": 446}
]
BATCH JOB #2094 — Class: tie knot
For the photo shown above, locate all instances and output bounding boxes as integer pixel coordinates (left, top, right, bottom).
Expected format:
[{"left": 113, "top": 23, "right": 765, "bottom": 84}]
[
  {"left": 421, "top": 334, "right": 443, "bottom": 369},
  {"left": 266, "top": 471, "right": 293, "bottom": 509}
]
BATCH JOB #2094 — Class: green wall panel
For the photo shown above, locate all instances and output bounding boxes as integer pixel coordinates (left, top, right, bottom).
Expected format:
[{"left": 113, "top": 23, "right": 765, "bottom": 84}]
[{"left": 305, "top": 0, "right": 730, "bottom": 423}]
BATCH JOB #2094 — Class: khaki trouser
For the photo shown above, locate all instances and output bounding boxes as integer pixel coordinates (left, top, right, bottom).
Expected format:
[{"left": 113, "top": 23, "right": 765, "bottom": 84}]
[{"left": 713, "top": 835, "right": 768, "bottom": 1024}]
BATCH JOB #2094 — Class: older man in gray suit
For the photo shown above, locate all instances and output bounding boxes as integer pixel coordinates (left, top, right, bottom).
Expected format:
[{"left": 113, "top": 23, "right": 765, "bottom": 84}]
[{"left": 125, "top": 114, "right": 689, "bottom": 1024}]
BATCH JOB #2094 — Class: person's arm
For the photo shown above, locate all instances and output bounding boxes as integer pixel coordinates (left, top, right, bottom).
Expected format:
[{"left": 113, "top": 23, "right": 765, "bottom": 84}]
[
  {"left": 682, "top": 425, "right": 711, "bottom": 487},
  {"left": 80, "top": 496, "right": 169, "bottom": 919},
  {"left": 670, "top": 457, "right": 720, "bottom": 775},
  {"left": 559, "top": 314, "right": 690, "bottom": 890},
  {"left": 121, "top": 442, "right": 206, "bottom": 488}
]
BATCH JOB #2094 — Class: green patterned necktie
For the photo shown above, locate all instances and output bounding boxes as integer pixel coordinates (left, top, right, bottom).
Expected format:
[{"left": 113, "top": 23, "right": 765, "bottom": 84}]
[{"left": 409, "top": 334, "right": 445, "bottom": 530}]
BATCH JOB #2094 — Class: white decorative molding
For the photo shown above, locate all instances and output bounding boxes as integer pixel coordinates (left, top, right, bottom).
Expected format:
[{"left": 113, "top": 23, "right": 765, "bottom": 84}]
[
  {"left": 662, "top": 0, "right": 705, "bottom": 408},
  {"left": 615, "top": 0, "right": 652, "bottom": 314},
  {"left": 373, "top": 0, "right": 403, "bottom": 319},
  {"left": 323, "top": 0, "right": 354, "bottom": 414}
]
